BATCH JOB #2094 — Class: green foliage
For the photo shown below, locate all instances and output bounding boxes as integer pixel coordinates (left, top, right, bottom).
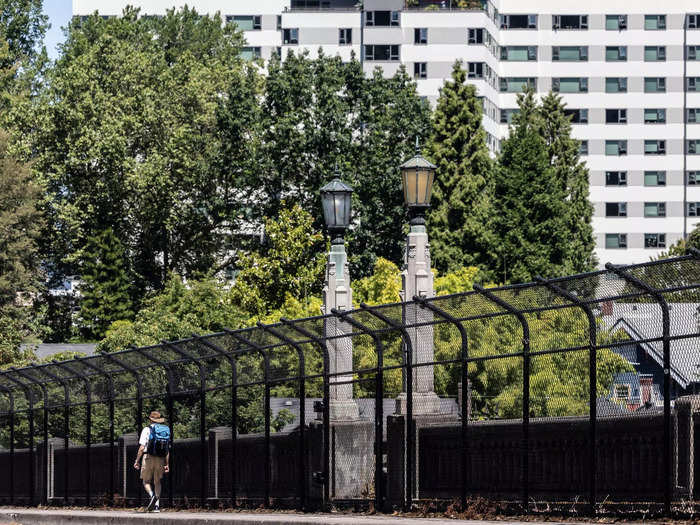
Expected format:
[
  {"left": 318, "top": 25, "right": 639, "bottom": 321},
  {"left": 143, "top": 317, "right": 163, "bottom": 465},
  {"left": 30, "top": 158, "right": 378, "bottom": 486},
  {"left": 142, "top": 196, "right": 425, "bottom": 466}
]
[
  {"left": 351, "top": 257, "right": 401, "bottom": 306},
  {"left": 538, "top": 92, "right": 596, "bottom": 274},
  {"left": 492, "top": 89, "right": 595, "bottom": 283},
  {"left": 654, "top": 223, "right": 700, "bottom": 259},
  {"left": 97, "top": 274, "right": 244, "bottom": 353},
  {"left": 0, "top": 0, "right": 47, "bottom": 69},
  {"left": 79, "top": 228, "right": 133, "bottom": 340},
  {"left": 219, "top": 51, "right": 431, "bottom": 279},
  {"left": 229, "top": 204, "right": 326, "bottom": 320},
  {"left": 427, "top": 61, "right": 495, "bottom": 276},
  {"left": 14, "top": 6, "right": 249, "bottom": 300},
  {"left": 0, "top": 127, "right": 44, "bottom": 365}
]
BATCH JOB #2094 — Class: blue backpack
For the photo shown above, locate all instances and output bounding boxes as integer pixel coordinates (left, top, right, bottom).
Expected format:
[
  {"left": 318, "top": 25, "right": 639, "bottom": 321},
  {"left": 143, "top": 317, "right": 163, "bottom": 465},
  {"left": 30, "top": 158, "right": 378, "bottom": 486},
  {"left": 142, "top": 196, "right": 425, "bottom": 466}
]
[{"left": 147, "top": 424, "right": 171, "bottom": 457}]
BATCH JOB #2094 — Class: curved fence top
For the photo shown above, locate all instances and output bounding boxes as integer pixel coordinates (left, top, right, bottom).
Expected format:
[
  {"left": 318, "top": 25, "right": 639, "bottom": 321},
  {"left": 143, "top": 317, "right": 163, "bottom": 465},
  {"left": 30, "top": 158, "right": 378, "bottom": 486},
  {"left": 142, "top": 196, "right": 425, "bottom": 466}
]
[{"left": 0, "top": 251, "right": 697, "bottom": 413}]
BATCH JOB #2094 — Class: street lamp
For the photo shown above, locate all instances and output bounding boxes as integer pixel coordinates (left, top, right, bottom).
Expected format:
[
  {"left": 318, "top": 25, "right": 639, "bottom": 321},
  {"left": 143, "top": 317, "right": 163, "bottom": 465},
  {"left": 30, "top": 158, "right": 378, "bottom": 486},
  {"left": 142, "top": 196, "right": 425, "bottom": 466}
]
[
  {"left": 319, "top": 169, "right": 358, "bottom": 420},
  {"left": 320, "top": 174, "right": 353, "bottom": 244},
  {"left": 398, "top": 137, "right": 441, "bottom": 416},
  {"left": 400, "top": 139, "right": 436, "bottom": 225}
]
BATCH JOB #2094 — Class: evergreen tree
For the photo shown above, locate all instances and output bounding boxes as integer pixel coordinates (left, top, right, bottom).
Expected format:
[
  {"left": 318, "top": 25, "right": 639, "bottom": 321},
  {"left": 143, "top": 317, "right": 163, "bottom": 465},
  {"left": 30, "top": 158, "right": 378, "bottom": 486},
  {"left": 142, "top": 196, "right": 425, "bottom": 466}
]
[
  {"left": 79, "top": 228, "right": 133, "bottom": 340},
  {"left": 538, "top": 92, "right": 596, "bottom": 274},
  {"left": 493, "top": 90, "right": 570, "bottom": 283},
  {"left": 427, "top": 61, "right": 495, "bottom": 276},
  {"left": 0, "top": 128, "right": 43, "bottom": 364}
]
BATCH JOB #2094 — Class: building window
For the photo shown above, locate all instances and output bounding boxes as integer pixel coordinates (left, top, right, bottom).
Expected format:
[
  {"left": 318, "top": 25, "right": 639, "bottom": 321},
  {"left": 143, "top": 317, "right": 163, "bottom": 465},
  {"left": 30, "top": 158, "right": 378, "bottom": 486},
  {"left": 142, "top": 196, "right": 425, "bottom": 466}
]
[
  {"left": 500, "top": 14, "right": 537, "bottom": 29},
  {"left": 468, "top": 62, "right": 484, "bottom": 78},
  {"left": 606, "top": 140, "right": 627, "bottom": 156},
  {"left": 606, "top": 202, "right": 627, "bottom": 217},
  {"left": 564, "top": 108, "right": 588, "bottom": 124},
  {"left": 606, "top": 171, "right": 627, "bottom": 186},
  {"left": 227, "top": 15, "right": 262, "bottom": 30},
  {"left": 605, "top": 77, "right": 627, "bottom": 93},
  {"left": 689, "top": 140, "right": 700, "bottom": 154},
  {"left": 645, "top": 15, "right": 666, "bottom": 30},
  {"left": 606, "top": 46, "right": 627, "bottom": 61},
  {"left": 614, "top": 384, "right": 631, "bottom": 400},
  {"left": 277, "top": 15, "right": 282, "bottom": 30},
  {"left": 468, "top": 28, "right": 484, "bottom": 44},
  {"left": 339, "top": 28, "right": 352, "bottom": 45},
  {"left": 500, "top": 109, "right": 519, "bottom": 124},
  {"left": 500, "top": 77, "right": 536, "bottom": 92},
  {"left": 414, "top": 28, "right": 427, "bottom": 44},
  {"left": 689, "top": 14, "right": 700, "bottom": 29},
  {"left": 687, "top": 109, "right": 700, "bottom": 123},
  {"left": 644, "top": 202, "right": 666, "bottom": 217},
  {"left": 645, "top": 233, "right": 667, "bottom": 248},
  {"left": 500, "top": 46, "right": 537, "bottom": 61},
  {"left": 606, "top": 109, "right": 627, "bottom": 124},
  {"left": 644, "top": 108, "right": 666, "bottom": 124},
  {"left": 606, "top": 234, "right": 627, "bottom": 249},
  {"left": 552, "top": 46, "right": 588, "bottom": 61},
  {"left": 414, "top": 62, "right": 427, "bottom": 79},
  {"left": 579, "top": 140, "right": 588, "bottom": 156},
  {"left": 606, "top": 14, "right": 627, "bottom": 30},
  {"left": 553, "top": 77, "right": 587, "bottom": 93},
  {"left": 365, "top": 10, "right": 399, "bottom": 27},
  {"left": 552, "top": 15, "right": 587, "bottom": 30},
  {"left": 689, "top": 46, "right": 700, "bottom": 60},
  {"left": 645, "top": 46, "right": 666, "bottom": 61},
  {"left": 645, "top": 77, "right": 666, "bottom": 93},
  {"left": 689, "top": 78, "right": 700, "bottom": 91},
  {"left": 690, "top": 203, "right": 700, "bottom": 216},
  {"left": 645, "top": 140, "right": 666, "bottom": 155},
  {"left": 364, "top": 44, "right": 399, "bottom": 61},
  {"left": 644, "top": 171, "right": 667, "bottom": 186},
  {"left": 240, "top": 46, "right": 262, "bottom": 60},
  {"left": 689, "top": 171, "right": 700, "bottom": 185},
  {"left": 283, "top": 28, "right": 299, "bottom": 44}
]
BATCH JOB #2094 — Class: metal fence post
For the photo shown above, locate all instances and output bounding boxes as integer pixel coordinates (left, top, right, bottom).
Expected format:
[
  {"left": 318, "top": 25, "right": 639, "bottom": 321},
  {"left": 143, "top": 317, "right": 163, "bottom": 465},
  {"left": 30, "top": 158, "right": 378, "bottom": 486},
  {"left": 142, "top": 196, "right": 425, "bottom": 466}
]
[
  {"left": 133, "top": 347, "right": 176, "bottom": 507},
  {"left": 12, "top": 368, "right": 50, "bottom": 506},
  {"left": 280, "top": 318, "right": 331, "bottom": 510},
  {"left": 413, "top": 296, "right": 470, "bottom": 508},
  {"left": 333, "top": 308, "right": 386, "bottom": 511},
  {"left": 606, "top": 262, "right": 671, "bottom": 516},
  {"left": 55, "top": 362, "right": 92, "bottom": 506},
  {"left": 1, "top": 372, "right": 35, "bottom": 505},
  {"left": 473, "top": 285, "right": 530, "bottom": 512},
  {"left": 33, "top": 366, "right": 72, "bottom": 504},
  {"left": 224, "top": 330, "right": 272, "bottom": 508},
  {"left": 193, "top": 334, "right": 238, "bottom": 506},
  {"left": 78, "top": 358, "right": 117, "bottom": 505},
  {"left": 536, "top": 276, "right": 597, "bottom": 513},
  {"left": 256, "top": 322, "right": 308, "bottom": 511},
  {"left": 101, "top": 352, "right": 144, "bottom": 506},
  {"left": 163, "top": 341, "right": 209, "bottom": 505},
  {"left": 0, "top": 385, "right": 15, "bottom": 504},
  {"left": 360, "top": 304, "right": 415, "bottom": 510}
]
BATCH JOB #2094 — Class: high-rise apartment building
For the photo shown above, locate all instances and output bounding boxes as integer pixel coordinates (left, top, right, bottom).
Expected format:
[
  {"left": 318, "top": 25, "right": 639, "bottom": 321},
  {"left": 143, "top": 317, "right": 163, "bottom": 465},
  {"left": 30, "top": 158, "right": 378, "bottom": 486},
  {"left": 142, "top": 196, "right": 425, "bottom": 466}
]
[{"left": 72, "top": 0, "right": 700, "bottom": 267}]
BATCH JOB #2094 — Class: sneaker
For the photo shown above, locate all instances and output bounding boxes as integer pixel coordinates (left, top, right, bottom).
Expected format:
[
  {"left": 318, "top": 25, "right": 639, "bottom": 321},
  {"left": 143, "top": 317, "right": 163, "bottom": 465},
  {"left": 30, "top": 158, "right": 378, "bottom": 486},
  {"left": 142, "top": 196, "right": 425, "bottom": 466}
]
[
  {"left": 153, "top": 503, "right": 160, "bottom": 513},
  {"left": 146, "top": 493, "right": 157, "bottom": 512}
]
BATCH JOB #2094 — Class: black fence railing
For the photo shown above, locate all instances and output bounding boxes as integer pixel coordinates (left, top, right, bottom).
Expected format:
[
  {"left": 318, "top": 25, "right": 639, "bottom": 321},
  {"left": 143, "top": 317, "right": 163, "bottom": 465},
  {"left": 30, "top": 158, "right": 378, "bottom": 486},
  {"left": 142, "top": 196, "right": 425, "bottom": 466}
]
[{"left": 0, "top": 250, "right": 698, "bottom": 516}]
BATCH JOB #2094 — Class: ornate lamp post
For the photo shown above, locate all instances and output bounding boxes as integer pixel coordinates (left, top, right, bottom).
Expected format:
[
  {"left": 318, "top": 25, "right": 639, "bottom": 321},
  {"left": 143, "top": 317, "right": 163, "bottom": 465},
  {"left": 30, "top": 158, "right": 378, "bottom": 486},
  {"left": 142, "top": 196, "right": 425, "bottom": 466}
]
[
  {"left": 320, "top": 172, "right": 359, "bottom": 420},
  {"left": 398, "top": 140, "right": 441, "bottom": 415}
]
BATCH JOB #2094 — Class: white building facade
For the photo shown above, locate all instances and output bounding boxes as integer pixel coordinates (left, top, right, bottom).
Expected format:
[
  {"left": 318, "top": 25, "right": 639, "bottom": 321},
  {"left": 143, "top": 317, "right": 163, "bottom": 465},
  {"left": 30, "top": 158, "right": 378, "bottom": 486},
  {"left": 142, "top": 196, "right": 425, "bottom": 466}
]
[{"left": 73, "top": 0, "right": 700, "bottom": 266}]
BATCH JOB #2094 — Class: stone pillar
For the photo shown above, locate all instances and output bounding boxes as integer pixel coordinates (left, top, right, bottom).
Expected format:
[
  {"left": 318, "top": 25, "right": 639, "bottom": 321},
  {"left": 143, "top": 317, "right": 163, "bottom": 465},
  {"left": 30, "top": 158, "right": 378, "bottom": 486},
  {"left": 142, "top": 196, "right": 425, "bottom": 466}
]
[
  {"left": 397, "top": 222, "right": 441, "bottom": 415},
  {"left": 322, "top": 242, "right": 359, "bottom": 421},
  {"left": 208, "top": 427, "right": 232, "bottom": 500},
  {"left": 674, "top": 395, "right": 700, "bottom": 499}
]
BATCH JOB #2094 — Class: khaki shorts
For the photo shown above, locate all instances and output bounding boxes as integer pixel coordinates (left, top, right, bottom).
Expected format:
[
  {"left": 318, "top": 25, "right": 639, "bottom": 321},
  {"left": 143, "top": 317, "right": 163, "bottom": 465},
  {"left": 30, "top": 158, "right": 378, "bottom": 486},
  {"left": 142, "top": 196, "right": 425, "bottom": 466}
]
[{"left": 140, "top": 454, "right": 165, "bottom": 482}]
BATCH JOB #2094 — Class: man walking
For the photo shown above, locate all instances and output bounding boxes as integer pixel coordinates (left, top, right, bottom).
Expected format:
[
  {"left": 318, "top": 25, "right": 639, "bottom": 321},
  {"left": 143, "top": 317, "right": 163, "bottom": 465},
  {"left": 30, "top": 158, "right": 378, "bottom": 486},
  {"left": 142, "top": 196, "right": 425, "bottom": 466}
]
[{"left": 134, "top": 410, "right": 171, "bottom": 512}]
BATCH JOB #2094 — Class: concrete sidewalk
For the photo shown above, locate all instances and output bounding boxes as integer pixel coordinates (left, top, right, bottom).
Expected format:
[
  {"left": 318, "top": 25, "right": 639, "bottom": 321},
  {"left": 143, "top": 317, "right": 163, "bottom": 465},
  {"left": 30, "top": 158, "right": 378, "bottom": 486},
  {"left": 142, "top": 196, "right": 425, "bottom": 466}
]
[{"left": 0, "top": 508, "right": 579, "bottom": 525}]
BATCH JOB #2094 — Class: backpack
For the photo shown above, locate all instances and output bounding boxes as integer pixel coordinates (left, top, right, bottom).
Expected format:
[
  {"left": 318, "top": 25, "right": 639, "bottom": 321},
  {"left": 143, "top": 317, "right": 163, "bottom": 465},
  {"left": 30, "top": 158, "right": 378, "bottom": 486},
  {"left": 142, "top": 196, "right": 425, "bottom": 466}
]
[{"left": 147, "top": 423, "right": 171, "bottom": 457}]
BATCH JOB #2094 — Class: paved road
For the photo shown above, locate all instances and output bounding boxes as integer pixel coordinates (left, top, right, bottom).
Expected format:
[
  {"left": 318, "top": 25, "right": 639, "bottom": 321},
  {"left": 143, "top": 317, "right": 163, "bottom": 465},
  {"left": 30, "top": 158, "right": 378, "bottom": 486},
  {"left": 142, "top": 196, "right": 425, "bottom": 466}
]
[{"left": 0, "top": 508, "right": 580, "bottom": 525}]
